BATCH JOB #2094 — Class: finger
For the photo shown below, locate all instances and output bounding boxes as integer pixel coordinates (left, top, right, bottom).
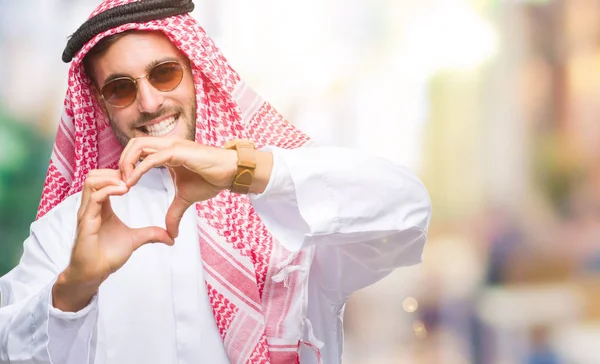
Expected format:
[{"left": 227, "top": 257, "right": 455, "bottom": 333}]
[
  {"left": 86, "top": 168, "right": 122, "bottom": 179},
  {"left": 79, "top": 171, "right": 125, "bottom": 219},
  {"left": 130, "top": 227, "right": 175, "bottom": 250},
  {"left": 140, "top": 147, "right": 159, "bottom": 159},
  {"left": 165, "top": 195, "right": 194, "bottom": 238},
  {"left": 126, "top": 150, "right": 178, "bottom": 187},
  {"left": 119, "top": 138, "right": 142, "bottom": 182},
  {"left": 118, "top": 139, "right": 160, "bottom": 181},
  {"left": 82, "top": 184, "right": 129, "bottom": 222},
  {"left": 120, "top": 137, "right": 175, "bottom": 181},
  {"left": 84, "top": 175, "right": 124, "bottom": 190}
]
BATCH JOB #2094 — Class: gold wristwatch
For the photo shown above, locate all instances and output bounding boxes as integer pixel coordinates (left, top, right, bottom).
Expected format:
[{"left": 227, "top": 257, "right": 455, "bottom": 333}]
[{"left": 223, "top": 139, "right": 257, "bottom": 194}]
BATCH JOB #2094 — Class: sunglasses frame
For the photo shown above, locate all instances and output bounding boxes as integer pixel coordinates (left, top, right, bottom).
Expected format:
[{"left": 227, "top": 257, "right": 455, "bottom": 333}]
[{"left": 99, "top": 60, "right": 188, "bottom": 108}]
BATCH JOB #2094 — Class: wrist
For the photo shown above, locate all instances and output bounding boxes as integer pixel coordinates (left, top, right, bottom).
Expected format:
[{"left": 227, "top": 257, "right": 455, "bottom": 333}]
[
  {"left": 224, "top": 140, "right": 272, "bottom": 194},
  {"left": 223, "top": 149, "right": 239, "bottom": 189},
  {"left": 52, "top": 269, "right": 100, "bottom": 312}
]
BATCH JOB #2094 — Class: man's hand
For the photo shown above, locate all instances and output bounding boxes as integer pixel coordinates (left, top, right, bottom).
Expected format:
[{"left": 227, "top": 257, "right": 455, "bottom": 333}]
[
  {"left": 118, "top": 137, "right": 272, "bottom": 239},
  {"left": 119, "top": 137, "right": 237, "bottom": 239},
  {"left": 52, "top": 169, "right": 174, "bottom": 312}
]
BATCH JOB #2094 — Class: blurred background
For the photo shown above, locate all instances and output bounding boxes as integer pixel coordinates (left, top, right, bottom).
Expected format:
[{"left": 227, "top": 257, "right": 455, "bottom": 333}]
[{"left": 1, "top": 0, "right": 600, "bottom": 363}]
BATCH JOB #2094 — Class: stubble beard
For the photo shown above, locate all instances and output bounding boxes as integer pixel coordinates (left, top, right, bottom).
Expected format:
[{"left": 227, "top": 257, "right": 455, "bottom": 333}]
[{"left": 109, "top": 97, "right": 197, "bottom": 148}]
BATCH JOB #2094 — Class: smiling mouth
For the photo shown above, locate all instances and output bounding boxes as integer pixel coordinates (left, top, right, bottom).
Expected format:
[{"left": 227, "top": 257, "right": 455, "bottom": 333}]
[{"left": 138, "top": 114, "right": 179, "bottom": 136}]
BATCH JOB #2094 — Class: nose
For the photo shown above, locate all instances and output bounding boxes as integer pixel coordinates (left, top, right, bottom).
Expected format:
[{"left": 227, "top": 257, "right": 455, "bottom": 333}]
[{"left": 136, "top": 77, "right": 164, "bottom": 113}]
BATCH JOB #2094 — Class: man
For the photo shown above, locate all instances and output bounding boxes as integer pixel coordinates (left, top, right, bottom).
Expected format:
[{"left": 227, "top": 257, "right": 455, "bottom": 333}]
[{"left": 0, "top": 0, "right": 431, "bottom": 363}]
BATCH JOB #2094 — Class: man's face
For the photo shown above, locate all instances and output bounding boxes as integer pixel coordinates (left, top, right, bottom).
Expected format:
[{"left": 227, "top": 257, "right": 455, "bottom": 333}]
[{"left": 88, "top": 31, "right": 196, "bottom": 147}]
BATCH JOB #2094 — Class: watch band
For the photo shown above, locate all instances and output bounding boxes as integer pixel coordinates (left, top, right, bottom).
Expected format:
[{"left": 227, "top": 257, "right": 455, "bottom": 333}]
[{"left": 224, "top": 139, "right": 256, "bottom": 194}]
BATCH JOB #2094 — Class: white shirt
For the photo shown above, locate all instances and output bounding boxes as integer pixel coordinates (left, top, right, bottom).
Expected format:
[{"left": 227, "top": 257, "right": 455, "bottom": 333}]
[{"left": 0, "top": 146, "right": 431, "bottom": 364}]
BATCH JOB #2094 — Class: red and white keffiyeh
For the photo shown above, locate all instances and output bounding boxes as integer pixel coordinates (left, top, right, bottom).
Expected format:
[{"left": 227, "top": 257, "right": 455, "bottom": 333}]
[{"left": 37, "top": 0, "right": 317, "bottom": 363}]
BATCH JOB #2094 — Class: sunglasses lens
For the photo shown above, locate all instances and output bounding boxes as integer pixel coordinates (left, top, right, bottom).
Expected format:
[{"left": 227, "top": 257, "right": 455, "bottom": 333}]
[
  {"left": 149, "top": 62, "right": 184, "bottom": 91},
  {"left": 102, "top": 79, "right": 137, "bottom": 107}
]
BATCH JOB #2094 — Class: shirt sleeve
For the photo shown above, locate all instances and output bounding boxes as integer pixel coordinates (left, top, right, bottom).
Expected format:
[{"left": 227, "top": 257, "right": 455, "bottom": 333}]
[
  {"left": 0, "top": 194, "right": 98, "bottom": 364},
  {"left": 250, "top": 145, "right": 431, "bottom": 302}
]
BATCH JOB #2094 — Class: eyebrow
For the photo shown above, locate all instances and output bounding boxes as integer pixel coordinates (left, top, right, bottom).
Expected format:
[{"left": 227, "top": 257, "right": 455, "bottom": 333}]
[{"left": 102, "top": 56, "right": 182, "bottom": 86}]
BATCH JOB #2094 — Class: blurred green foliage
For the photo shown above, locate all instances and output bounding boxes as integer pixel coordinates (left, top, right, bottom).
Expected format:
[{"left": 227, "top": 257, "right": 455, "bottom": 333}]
[{"left": 0, "top": 107, "right": 52, "bottom": 275}]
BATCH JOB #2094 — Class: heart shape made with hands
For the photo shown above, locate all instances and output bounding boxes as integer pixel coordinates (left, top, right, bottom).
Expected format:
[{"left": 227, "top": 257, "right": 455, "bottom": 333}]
[{"left": 118, "top": 137, "right": 237, "bottom": 238}]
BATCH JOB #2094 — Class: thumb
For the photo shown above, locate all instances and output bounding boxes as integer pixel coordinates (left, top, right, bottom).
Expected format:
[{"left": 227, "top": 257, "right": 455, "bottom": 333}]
[
  {"left": 130, "top": 227, "right": 175, "bottom": 250},
  {"left": 166, "top": 195, "right": 194, "bottom": 238}
]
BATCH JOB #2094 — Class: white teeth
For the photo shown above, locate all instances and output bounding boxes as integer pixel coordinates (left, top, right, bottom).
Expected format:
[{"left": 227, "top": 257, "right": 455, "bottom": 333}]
[{"left": 146, "top": 116, "right": 177, "bottom": 136}]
